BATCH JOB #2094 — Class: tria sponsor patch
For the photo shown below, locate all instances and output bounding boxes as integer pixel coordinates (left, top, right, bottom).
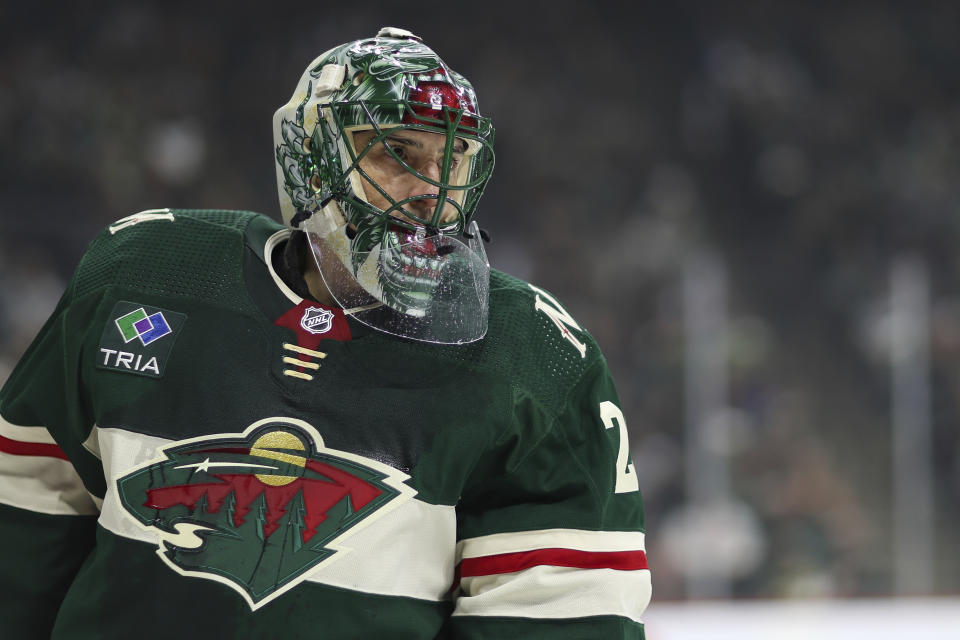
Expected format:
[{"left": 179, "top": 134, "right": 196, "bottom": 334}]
[
  {"left": 115, "top": 417, "right": 415, "bottom": 609},
  {"left": 98, "top": 301, "right": 186, "bottom": 378}
]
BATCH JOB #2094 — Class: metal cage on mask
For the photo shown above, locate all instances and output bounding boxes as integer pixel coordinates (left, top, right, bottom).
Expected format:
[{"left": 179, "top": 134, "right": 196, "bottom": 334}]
[
  {"left": 317, "top": 97, "right": 495, "bottom": 237},
  {"left": 296, "top": 94, "right": 495, "bottom": 344}
]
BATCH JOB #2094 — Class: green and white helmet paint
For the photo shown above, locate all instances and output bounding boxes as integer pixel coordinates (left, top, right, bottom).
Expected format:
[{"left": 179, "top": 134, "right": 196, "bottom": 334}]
[{"left": 273, "top": 27, "right": 495, "bottom": 344}]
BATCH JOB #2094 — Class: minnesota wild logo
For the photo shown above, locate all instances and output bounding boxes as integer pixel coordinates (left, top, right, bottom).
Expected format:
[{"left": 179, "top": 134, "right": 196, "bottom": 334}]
[{"left": 116, "top": 417, "right": 415, "bottom": 609}]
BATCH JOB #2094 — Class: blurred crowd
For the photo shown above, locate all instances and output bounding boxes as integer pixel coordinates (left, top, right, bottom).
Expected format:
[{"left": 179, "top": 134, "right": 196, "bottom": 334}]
[{"left": 2, "top": 2, "right": 959, "bottom": 600}]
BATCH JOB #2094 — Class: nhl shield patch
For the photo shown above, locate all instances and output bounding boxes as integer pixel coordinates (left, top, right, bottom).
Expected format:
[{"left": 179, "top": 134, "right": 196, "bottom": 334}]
[
  {"left": 98, "top": 301, "right": 186, "bottom": 378},
  {"left": 300, "top": 306, "right": 334, "bottom": 335},
  {"left": 115, "top": 417, "right": 416, "bottom": 609}
]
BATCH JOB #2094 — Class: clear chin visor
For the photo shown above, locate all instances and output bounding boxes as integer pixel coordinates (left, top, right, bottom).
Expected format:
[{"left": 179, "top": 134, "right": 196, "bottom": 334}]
[{"left": 305, "top": 219, "right": 490, "bottom": 345}]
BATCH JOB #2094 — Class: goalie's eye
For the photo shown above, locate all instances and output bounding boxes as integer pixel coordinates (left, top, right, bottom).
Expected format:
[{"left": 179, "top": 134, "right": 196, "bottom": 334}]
[{"left": 388, "top": 145, "right": 409, "bottom": 164}]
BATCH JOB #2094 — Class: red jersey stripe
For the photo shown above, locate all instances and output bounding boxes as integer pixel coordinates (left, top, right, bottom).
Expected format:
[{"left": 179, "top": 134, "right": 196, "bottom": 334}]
[
  {"left": 460, "top": 548, "right": 649, "bottom": 578},
  {"left": 0, "top": 434, "right": 69, "bottom": 460}
]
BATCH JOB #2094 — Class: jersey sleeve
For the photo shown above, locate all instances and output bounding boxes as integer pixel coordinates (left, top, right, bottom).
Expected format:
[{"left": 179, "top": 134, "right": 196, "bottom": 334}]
[
  {"left": 0, "top": 279, "right": 100, "bottom": 637},
  {"left": 449, "top": 358, "right": 651, "bottom": 639}
]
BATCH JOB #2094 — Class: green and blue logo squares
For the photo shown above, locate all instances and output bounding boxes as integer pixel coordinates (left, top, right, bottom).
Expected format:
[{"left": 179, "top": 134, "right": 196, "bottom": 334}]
[
  {"left": 99, "top": 301, "right": 186, "bottom": 378},
  {"left": 115, "top": 307, "right": 173, "bottom": 346}
]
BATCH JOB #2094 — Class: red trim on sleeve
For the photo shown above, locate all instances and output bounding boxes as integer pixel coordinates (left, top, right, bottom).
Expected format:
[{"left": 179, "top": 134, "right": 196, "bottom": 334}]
[
  {"left": 459, "top": 548, "right": 649, "bottom": 578},
  {"left": 0, "top": 434, "right": 69, "bottom": 460}
]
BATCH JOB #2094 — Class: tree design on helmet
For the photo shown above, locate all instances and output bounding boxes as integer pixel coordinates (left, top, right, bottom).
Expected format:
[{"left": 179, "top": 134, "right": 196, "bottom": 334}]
[{"left": 273, "top": 28, "right": 495, "bottom": 343}]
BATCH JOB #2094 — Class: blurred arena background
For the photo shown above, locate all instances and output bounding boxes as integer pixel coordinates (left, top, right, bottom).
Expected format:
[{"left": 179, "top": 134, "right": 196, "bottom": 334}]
[{"left": 2, "top": 2, "right": 959, "bottom": 636}]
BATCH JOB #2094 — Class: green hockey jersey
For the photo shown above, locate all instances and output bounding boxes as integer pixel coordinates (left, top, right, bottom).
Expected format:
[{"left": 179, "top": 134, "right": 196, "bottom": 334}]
[{"left": 0, "top": 210, "right": 650, "bottom": 639}]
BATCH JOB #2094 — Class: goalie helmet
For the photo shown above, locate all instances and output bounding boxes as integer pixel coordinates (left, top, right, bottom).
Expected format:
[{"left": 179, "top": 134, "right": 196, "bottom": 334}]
[{"left": 273, "top": 27, "right": 495, "bottom": 344}]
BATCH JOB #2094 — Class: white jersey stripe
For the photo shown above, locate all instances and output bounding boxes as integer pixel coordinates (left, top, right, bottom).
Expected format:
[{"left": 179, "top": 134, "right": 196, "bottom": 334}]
[
  {"left": 457, "top": 527, "right": 646, "bottom": 560},
  {"left": 0, "top": 450, "right": 99, "bottom": 516},
  {"left": 93, "top": 426, "right": 457, "bottom": 603},
  {"left": 0, "top": 414, "right": 58, "bottom": 444},
  {"left": 454, "top": 564, "right": 652, "bottom": 624}
]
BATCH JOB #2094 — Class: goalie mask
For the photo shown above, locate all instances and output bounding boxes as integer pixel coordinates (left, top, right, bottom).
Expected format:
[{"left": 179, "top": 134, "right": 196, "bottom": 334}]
[{"left": 273, "top": 27, "right": 495, "bottom": 344}]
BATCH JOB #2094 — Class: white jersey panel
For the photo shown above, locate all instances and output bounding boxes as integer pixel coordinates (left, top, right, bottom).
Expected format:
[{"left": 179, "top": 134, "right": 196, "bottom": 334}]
[
  {"left": 0, "top": 415, "right": 99, "bottom": 516},
  {"left": 0, "top": 451, "right": 100, "bottom": 516},
  {"left": 457, "top": 527, "right": 646, "bottom": 558},
  {"left": 0, "top": 416, "right": 59, "bottom": 444},
  {"left": 454, "top": 564, "right": 652, "bottom": 624}
]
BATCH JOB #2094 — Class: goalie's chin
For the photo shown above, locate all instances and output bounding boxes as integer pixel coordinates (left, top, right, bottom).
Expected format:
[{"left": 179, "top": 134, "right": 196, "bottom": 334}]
[
  {"left": 311, "top": 220, "right": 491, "bottom": 344},
  {"left": 376, "top": 227, "right": 446, "bottom": 317}
]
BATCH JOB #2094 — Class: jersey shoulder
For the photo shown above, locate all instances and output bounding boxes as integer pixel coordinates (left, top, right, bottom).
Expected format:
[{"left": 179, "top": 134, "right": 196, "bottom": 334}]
[
  {"left": 70, "top": 208, "right": 282, "bottom": 305},
  {"left": 486, "top": 268, "right": 602, "bottom": 355},
  {"left": 463, "top": 269, "right": 608, "bottom": 411}
]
